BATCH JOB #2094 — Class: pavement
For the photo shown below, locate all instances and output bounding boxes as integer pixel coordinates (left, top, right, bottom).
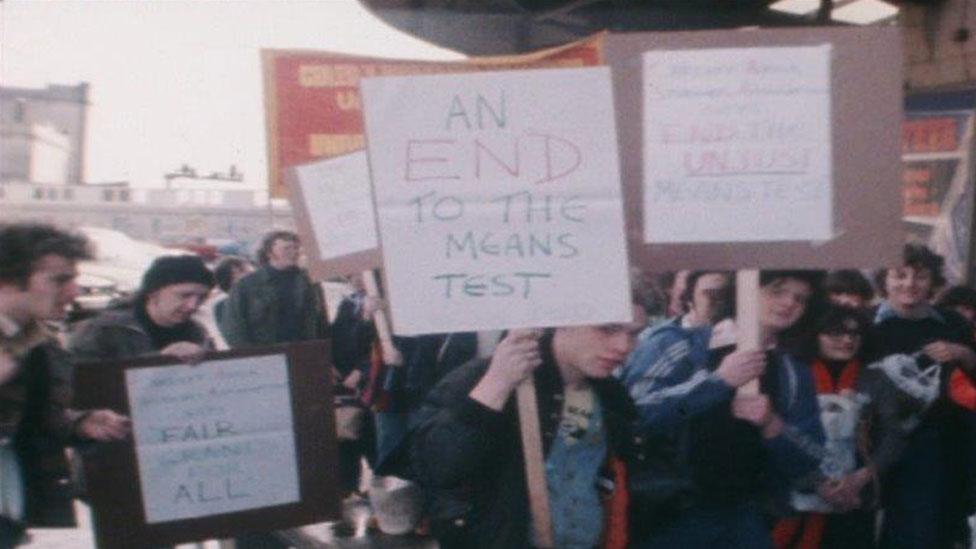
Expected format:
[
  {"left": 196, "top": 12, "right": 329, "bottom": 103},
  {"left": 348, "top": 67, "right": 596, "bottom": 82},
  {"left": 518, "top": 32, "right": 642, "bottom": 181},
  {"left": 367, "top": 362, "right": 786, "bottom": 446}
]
[{"left": 20, "top": 500, "right": 436, "bottom": 549}]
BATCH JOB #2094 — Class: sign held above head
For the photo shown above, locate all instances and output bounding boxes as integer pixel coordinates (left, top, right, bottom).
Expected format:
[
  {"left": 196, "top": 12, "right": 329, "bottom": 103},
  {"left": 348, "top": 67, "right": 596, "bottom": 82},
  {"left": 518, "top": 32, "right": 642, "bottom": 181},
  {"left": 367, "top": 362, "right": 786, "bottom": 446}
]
[{"left": 361, "top": 66, "right": 633, "bottom": 336}]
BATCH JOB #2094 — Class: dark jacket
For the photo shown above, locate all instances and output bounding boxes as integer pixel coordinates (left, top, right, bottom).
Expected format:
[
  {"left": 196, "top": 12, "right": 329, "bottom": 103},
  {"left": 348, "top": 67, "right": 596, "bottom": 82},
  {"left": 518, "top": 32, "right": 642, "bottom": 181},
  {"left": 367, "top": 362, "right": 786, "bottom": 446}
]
[
  {"left": 221, "top": 266, "right": 328, "bottom": 348},
  {"left": 0, "top": 323, "right": 86, "bottom": 527},
  {"left": 331, "top": 293, "right": 376, "bottom": 380},
  {"left": 67, "top": 308, "right": 210, "bottom": 361},
  {"left": 409, "top": 341, "right": 636, "bottom": 549},
  {"left": 872, "top": 303, "right": 976, "bottom": 545},
  {"left": 856, "top": 364, "right": 917, "bottom": 480},
  {"left": 623, "top": 332, "right": 825, "bottom": 528},
  {"left": 396, "top": 332, "right": 479, "bottom": 413},
  {"left": 618, "top": 317, "right": 718, "bottom": 433}
]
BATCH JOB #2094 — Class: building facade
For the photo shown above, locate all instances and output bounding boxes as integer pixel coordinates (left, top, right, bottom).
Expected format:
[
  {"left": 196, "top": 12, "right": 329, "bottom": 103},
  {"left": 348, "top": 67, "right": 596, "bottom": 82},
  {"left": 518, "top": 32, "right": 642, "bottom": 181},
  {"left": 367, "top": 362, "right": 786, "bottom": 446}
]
[{"left": 0, "top": 83, "right": 89, "bottom": 184}]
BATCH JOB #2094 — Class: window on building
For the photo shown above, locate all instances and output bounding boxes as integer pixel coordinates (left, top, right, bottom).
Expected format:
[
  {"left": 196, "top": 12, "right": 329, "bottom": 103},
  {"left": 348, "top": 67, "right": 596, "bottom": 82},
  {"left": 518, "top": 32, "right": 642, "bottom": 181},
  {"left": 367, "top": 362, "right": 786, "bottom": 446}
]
[
  {"left": 102, "top": 189, "right": 114, "bottom": 202},
  {"left": 119, "top": 189, "right": 130, "bottom": 202},
  {"left": 46, "top": 189, "right": 57, "bottom": 200},
  {"left": 33, "top": 189, "right": 43, "bottom": 200}
]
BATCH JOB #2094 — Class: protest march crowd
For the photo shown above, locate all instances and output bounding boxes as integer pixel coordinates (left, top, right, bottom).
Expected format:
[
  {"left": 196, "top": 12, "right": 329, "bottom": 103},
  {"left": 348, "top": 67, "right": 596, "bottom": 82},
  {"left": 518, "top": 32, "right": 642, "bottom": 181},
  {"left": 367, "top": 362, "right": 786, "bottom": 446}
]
[{"left": 5, "top": 221, "right": 976, "bottom": 549}]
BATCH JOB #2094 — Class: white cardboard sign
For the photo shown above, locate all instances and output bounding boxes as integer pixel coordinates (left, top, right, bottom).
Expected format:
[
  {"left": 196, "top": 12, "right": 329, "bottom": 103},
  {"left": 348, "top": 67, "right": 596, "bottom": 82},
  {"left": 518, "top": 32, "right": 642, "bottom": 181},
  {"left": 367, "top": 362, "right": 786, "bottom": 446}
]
[
  {"left": 642, "top": 45, "right": 833, "bottom": 243},
  {"left": 362, "top": 67, "right": 632, "bottom": 335},
  {"left": 293, "top": 151, "right": 379, "bottom": 261},
  {"left": 125, "top": 355, "right": 300, "bottom": 523}
]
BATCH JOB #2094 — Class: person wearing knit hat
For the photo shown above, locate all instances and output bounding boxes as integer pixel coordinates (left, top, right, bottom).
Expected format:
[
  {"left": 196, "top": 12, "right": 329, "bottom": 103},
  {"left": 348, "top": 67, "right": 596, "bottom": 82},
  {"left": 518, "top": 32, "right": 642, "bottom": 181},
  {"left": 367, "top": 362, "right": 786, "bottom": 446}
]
[
  {"left": 68, "top": 255, "right": 214, "bottom": 364},
  {"left": 138, "top": 255, "right": 215, "bottom": 303}
]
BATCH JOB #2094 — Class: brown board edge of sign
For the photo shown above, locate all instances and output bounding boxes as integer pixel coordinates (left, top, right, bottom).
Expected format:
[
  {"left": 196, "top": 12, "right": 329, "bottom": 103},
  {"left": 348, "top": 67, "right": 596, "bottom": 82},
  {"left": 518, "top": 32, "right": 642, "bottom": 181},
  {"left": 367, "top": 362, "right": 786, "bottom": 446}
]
[
  {"left": 286, "top": 161, "right": 382, "bottom": 281},
  {"left": 73, "top": 340, "right": 340, "bottom": 549},
  {"left": 261, "top": 49, "right": 287, "bottom": 200},
  {"left": 607, "top": 26, "right": 905, "bottom": 271}
]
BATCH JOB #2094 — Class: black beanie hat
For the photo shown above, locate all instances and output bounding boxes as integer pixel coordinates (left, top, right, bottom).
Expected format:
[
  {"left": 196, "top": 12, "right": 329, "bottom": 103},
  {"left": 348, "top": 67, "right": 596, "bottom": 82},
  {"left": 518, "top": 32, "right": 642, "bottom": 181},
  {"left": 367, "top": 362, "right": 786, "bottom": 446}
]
[{"left": 140, "top": 255, "right": 215, "bottom": 297}]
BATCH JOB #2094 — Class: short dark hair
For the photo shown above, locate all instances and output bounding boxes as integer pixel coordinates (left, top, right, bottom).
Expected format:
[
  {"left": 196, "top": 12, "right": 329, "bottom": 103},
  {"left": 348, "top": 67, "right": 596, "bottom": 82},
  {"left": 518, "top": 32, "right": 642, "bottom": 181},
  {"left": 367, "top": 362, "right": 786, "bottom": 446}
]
[
  {"left": 257, "top": 230, "right": 299, "bottom": 266},
  {"left": 873, "top": 244, "right": 947, "bottom": 298},
  {"left": 935, "top": 285, "right": 976, "bottom": 311},
  {"left": 680, "top": 270, "right": 734, "bottom": 316},
  {"left": 801, "top": 304, "right": 876, "bottom": 361},
  {"left": 214, "top": 256, "right": 250, "bottom": 292},
  {"left": 825, "top": 269, "right": 874, "bottom": 301},
  {"left": 0, "top": 223, "right": 92, "bottom": 288},
  {"left": 760, "top": 270, "right": 824, "bottom": 290},
  {"left": 760, "top": 270, "right": 826, "bottom": 354}
]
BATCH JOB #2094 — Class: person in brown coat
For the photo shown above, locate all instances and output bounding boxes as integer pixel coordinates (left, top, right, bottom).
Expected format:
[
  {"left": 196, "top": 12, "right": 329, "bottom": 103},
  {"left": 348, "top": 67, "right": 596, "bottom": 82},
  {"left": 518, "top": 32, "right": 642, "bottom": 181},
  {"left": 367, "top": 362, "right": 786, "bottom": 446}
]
[{"left": 0, "top": 224, "right": 129, "bottom": 546}]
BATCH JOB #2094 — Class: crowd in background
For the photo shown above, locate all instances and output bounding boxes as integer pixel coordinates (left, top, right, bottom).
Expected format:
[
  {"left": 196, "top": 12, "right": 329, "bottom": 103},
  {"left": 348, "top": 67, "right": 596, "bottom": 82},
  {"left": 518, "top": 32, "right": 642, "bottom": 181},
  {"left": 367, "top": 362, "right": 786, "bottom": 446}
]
[{"left": 6, "top": 221, "right": 976, "bottom": 548}]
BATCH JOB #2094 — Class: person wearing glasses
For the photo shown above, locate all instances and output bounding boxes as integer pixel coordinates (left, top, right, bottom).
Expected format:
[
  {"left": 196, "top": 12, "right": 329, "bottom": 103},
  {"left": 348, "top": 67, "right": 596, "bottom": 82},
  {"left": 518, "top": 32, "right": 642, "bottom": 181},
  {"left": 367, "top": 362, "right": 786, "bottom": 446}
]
[{"left": 773, "top": 305, "right": 908, "bottom": 548}]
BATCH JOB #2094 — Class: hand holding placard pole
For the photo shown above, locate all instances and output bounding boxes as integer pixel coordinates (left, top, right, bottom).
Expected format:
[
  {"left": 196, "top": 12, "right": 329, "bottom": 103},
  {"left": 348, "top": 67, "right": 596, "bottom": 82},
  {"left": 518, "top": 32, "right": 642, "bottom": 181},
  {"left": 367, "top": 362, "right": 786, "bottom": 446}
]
[
  {"left": 736, "top": 270, "right": 761, "bottom": 396},
  {"left": 362, "top": 270, "right": 396, "bottom": 363}
]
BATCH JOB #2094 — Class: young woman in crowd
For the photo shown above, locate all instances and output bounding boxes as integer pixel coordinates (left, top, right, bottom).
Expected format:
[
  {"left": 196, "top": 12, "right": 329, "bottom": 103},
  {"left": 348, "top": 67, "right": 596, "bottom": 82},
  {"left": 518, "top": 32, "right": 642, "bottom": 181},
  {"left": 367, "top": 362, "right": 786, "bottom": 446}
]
[
  {"left": 872, "top": 244, "right": 976, "bottom": 548},
  {"left": 773, "top": 305, "right": 910, "bottom": 548}
]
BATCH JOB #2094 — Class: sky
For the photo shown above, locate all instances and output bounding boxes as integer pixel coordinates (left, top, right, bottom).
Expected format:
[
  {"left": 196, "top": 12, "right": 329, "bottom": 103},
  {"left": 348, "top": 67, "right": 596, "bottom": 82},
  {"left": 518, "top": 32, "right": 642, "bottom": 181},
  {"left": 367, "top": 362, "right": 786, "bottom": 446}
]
[{"left": 1, "top": 0, "right": 462, "bottom": 191}]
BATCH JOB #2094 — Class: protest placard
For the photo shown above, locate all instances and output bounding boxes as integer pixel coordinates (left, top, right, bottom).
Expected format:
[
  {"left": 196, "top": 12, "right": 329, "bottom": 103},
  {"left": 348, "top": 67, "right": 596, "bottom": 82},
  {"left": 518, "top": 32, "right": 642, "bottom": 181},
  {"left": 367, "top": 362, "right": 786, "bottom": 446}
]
[
  {"left": 126, "top": 354, "right": 299, "bottom": 523},
  {"left": 361, "top": 66, "right": 633, "bottom": 335},
  {"left": 73, "top": 341, "right": 338, "bottom": 549},
  {"left": 643, "top": 45, "right": 833, "bottom": 243},
  {"left": 607, "top": 27, "right": 902, "bottom": 394},
  {"left": 606, "top": 26, "right": 903, "bottom": 270},
  {"left": 288, "top": 151, "right": 380, "bottom": 279}
]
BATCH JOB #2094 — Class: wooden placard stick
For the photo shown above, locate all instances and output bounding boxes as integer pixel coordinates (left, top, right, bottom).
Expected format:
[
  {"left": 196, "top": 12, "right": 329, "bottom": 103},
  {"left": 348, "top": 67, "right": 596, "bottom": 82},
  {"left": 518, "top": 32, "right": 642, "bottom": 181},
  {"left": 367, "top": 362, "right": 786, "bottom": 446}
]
[
  {"left": 736, "top": 270, "right": 761, "bottom": 395},
  {"left": 362, "top": 269, "right": 395, "bottom": 358},
  {"left": 517, "top": 378, "right": 555, "bottom": 548}
]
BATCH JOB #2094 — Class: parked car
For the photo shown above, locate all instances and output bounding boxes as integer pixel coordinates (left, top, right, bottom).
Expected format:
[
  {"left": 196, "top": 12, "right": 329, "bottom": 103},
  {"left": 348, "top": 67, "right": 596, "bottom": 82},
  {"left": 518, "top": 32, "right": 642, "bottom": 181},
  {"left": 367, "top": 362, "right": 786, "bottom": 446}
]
[
  {"left": 73, "top": 273, "right": 123, "bottom": 312},
  {"left": 74, "top": 226, "right": 194, "bottom": 302}
]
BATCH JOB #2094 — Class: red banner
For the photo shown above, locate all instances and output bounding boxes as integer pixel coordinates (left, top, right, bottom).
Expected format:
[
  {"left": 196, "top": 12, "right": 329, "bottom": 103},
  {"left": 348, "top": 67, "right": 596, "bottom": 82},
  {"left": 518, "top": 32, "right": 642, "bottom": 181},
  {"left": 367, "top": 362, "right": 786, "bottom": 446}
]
[{"left": 261, "top": 34, "right": 604, "bottom": 197}]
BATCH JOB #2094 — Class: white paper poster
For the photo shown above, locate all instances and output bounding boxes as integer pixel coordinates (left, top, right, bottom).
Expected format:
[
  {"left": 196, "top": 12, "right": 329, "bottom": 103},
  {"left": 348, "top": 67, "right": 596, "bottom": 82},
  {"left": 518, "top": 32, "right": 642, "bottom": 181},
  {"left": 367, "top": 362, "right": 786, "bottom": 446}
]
[
  {"left": 293, "top": 151, "right": 378, "bottom": 260},
  {"left": 362, "top": 67, "right": 632, "bottom": 335},
  {"left": 642, "top": 45, "right": 833, "bottom": 243},
  {"left": 125, "top": 355, "right": 299, "bottom": 523}
]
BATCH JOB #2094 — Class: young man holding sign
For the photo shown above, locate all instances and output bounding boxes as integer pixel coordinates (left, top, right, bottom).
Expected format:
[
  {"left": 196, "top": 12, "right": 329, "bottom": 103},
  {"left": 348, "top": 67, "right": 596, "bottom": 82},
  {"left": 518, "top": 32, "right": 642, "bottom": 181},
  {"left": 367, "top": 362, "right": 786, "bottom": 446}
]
[
  {"left": 409, "top": 304, "right": 646, "bottom": 549},
  {"left": 0, "top": 224, "right": 130, "bottom": 546},
  {"left": 625, "top": 271, "right": 826, "bottom": 549}
]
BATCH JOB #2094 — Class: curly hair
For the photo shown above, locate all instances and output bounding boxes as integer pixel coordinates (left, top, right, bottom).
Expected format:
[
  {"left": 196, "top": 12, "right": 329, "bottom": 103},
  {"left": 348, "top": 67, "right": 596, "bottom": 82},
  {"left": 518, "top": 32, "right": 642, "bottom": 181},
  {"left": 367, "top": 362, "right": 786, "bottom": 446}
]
[
  {"left": 256, "top": 230, "right": 299, "bottom": 266},
  {"left": 0, "top": 223, "right": 92, "bottom": 288},
  {"left": 873, "top": 244, "right": 946, "bottom": 298}
]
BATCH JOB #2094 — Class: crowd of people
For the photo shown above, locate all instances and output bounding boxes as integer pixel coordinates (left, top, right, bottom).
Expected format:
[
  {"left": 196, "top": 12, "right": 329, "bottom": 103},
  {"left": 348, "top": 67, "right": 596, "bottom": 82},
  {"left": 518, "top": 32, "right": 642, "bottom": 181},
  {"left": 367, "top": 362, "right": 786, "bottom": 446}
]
[{"left": 4, "top": 221, "right": 976, "bottom": 549}]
